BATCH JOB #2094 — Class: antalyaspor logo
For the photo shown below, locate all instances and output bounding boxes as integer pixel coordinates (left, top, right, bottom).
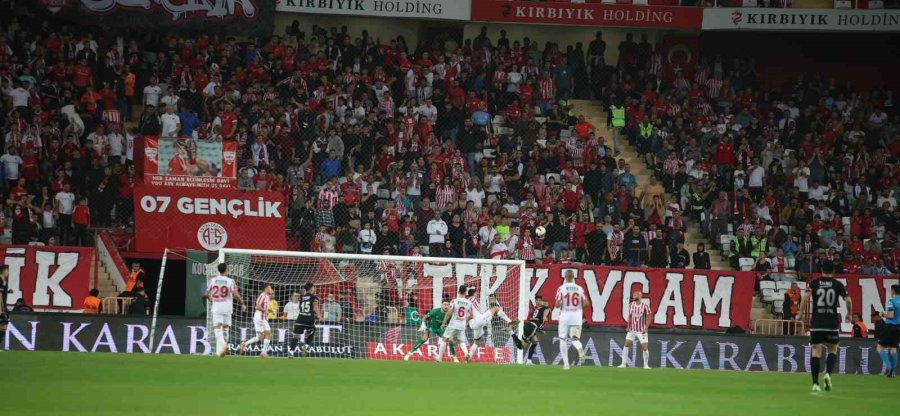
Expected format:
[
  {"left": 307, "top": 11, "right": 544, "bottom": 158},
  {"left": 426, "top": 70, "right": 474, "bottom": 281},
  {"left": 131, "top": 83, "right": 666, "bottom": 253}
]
[
  {"left": 223, "top": 150, "right": 236, "bottom": 164},
  {"left": 731, "top": 11, "right": 743, "bottom": 25},
  {"left": 197, "top": 222, "right": 228, "bottom": 250}
]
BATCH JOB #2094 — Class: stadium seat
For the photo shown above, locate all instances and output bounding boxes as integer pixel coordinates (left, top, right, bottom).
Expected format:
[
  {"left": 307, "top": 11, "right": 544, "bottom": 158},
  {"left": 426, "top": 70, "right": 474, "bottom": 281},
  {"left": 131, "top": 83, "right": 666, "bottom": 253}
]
[
  {"left": 761, "top": 288, "right": 776, "bottom": 303},
  {"left": 773, "top": 299, "right": 784, "bottom": 315},
  {"left": 759, "top": 281, "right": 776, "bottom": 291},
  {"left": 719, "top": 234, "right": 732, "bottom": 252},
  {"left": 776, "top": 281, "right": 791, "bottom": 291},
  {"left": 738, "top": 257, "right": 755, "bottom": 271},
  {"left": 834, "top": 0, "right": 852, "bottom": 9},
  {"left": 796, "top": 282, "right": 808, "bottom": 290}
]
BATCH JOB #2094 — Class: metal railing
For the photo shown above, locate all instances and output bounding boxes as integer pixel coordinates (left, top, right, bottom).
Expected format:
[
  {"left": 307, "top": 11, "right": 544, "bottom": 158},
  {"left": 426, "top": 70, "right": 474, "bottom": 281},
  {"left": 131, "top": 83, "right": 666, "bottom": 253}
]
[
  {"left": 754, "top": 318, "right": 805, "bottom": 336},
  {"left": 101, "top": 297, "right": 134, "bottom": 315}
]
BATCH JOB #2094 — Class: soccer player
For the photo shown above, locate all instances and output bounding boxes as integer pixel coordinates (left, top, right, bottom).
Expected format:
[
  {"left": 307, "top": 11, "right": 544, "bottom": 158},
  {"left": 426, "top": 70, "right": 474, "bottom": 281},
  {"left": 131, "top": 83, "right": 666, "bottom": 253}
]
[
  {"left": 798, "top": 261, "right": 852, "bottom": 392},
  {"left": 465, "top": 287, "right": 517, "bottom": 363},
  {"left": 617, "top": 290, "right": 653, "bottom": 369},
  {"left": 289, "top": 282, "right": 320, "bottom": 358},
  {"left": 440, "top": 285, "right": 474, "bottom": 363},
  {"left": 512, "top": 295, "right": 550, "bottom": 365},
  {"left": 240, "top": 283, "right": 275, "bottom": 358},
  {"left": 404, "top": 299, "right": 458, "bottom": 362},
  {"left": 554, "top": 270, "right": 589, "bottom": 370},
  {"left": 876, "top": 284, "right": 900, "bottom": 377},
  {"left": 205, "top": 263, "right": 247, "bottom": 357}
]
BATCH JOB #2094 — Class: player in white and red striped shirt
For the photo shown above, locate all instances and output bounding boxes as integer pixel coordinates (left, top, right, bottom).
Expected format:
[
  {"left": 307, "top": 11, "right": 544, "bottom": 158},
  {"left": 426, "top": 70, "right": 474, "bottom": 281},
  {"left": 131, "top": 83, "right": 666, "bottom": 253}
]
[
  {"left": 465, "top": 285, "right": 516, "bottom": 362},
  {"left": 239, "top": 283, "right": 275, "bottom": 358},
  {"left": 554, "top": 270, "right": 588, "bottom": 369},
  {"left": 617, "top": 290, "right": 653, "bottom": 369}
]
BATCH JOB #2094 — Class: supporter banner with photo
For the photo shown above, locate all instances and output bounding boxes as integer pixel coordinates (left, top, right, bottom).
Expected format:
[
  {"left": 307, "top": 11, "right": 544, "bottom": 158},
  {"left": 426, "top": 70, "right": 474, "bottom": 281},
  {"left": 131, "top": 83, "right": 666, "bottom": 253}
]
[
  {"left": 276, "top": 0, "right": 470, "bottom": 21},
  {"left": 143, "top": 137, "right": 237, "bottom": 189},
  {"left": 33, "top": 0, "right": 275, "bottom": 37},
  {"left": 1, "top": 246, "right": 93, "bottom": 311},
  {"left": 4, "top": 314, "right": 889, "bottom": 374},
  {"left": 528, "top": 265, "right": 754, "bottom": 331},
  {"left": 133, "top": 185, "right": 287, "bottom": 253},
  {"left": 702, "top": 8, "right": 900, "bottom": 32},
  {"left": 470, "top": 0, "right": 702, "bottom": 29}
]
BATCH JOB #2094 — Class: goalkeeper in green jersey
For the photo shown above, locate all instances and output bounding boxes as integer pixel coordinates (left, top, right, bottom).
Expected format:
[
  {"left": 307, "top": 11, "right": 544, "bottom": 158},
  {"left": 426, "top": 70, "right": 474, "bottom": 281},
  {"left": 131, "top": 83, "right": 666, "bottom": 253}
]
[{"left": 404, "top": 300, "right": 458, "bottom": 362}]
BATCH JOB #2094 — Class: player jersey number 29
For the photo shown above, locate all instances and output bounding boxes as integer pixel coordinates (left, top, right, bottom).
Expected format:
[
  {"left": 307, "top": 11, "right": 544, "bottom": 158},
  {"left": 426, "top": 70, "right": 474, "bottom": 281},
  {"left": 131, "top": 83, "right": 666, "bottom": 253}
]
[
  {"left": 816, "top": 288, "right": 837, "bottom": 308},
  {"left": 209, "top": 285, "right": 230, "bottom": 301}
]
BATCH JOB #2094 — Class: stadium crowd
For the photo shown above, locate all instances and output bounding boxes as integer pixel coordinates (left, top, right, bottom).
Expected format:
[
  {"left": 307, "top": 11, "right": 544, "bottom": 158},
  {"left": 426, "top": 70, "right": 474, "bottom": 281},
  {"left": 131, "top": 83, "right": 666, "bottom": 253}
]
[{"left": 0, "top": 11, "right": 897, "bottom": 278}]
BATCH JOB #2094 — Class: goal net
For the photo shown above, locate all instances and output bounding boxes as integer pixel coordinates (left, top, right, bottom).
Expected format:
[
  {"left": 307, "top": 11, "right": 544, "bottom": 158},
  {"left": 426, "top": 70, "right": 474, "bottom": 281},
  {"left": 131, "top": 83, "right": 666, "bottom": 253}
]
[{"left": 203, "top": 249, "right": 528, "bottom": 363}]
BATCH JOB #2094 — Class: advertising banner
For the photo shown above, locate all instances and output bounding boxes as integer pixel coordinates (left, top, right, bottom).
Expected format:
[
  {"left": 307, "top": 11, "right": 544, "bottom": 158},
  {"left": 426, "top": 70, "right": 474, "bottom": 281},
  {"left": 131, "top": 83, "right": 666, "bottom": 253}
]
[
  {"left": 143, "top": 137, "right": 237, "bottom": 189},
  {"left": 702, "top": 8, "right": 900, "bottom": 32},
  {"left": 276, "top": 0, "right": 470, "bottom": 21},
  {"left": 133, "top": 185, "right": 287, "bottom": 253},
  {"left": 529, "top": 265, "right": 754, "bottom": 331},
  {"left": 1, "top": 246, "right": 93, "bottom": 311},
  {"left": 470, "top": 0, "right": 703, "bottom": 29},
  {"left": 4, "top": 314, "right": 891, "bottom": 375},
  {"left": 806, "top": 274, "right": 900, "bottom": 335},
  {"left": 30, "top": 0, "right": 274, "bottom": 37}
]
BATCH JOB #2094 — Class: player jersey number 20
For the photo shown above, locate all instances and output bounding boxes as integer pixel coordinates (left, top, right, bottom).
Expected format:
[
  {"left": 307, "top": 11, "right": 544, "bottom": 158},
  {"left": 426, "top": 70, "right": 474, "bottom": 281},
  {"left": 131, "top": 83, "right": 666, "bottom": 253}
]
[
  {"left": 816, "top": 288, "right": 837, "bottom": 308},
  {"left": 209, "top": 285, "right": 230, "bottom": 302}
]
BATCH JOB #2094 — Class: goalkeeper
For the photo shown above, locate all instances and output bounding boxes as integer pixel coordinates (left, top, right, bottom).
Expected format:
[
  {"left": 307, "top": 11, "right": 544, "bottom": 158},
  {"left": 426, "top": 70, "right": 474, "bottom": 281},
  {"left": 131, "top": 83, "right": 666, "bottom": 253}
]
[{"left": 404, "top": 300, "right": 458, "bottom": 362}]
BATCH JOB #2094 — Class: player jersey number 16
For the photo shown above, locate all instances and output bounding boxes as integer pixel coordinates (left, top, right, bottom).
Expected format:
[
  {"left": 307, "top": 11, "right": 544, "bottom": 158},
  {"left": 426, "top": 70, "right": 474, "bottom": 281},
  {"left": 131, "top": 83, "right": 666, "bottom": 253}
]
[{"left": 563, "top": 293, "right": 580, "bottom": 307}]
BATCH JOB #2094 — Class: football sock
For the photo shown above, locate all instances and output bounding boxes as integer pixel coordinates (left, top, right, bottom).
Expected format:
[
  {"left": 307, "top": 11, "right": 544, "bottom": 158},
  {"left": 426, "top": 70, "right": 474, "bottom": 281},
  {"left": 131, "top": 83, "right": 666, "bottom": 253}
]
[
  {"left": 214, "top": 328, "right": 225, "bottom": 350},
  {"left": 437, "top": 339, "right": 447, "bottom": 359},
  {"left": 811, "top": 356, "right": 821, "bottom": 385},
  {"left": 262, "top": 339, "right": 270, "bottom": 352},
  {"left": 878, "top": 349, "right": 890, "bottom": 371},
  {"left": 497, "top": 309, "right": 512, "bottom": 324},
  {"left": 468, "top": 344, "right": 478, "bottom": 359},
  {"left": 411, "top": 339, "right": 427, "bottom": 353},
  {"left": 449, "top": 343, "right": 456, "bottom": 356},
  {"left": 244, "top": 336, "right": 259, "bottom": 346},
  {"left": 622, "top": 347, "right": 631, "bottom": 366},
  {"left": 572, "top": 340, "right": 583, "bottom": 354},
  {"left": 888, "top": 351, "right": 898, "bottom": 371},
  {"left": 561, "top": 340, "right": 570, "bottom": 366},
  {"left": 527, "top": 343, "right": 538, "bottom": 359},
  {"left": 289, "top": 337, "right": 299, "bottom": 354},
  {"left": 643, "top": 350, "right": 650, "bottom": 367},
  {"left": 826, "top": 353, "right": 836, "bottom": 374}
]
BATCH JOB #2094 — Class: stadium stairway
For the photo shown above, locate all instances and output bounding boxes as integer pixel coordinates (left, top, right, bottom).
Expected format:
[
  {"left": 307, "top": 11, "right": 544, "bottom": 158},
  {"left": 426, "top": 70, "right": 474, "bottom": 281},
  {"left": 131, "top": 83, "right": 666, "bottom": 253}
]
[
  {"left": 570, "top": 100, "right": 730, "bottom": 270},
  {"left": 90, "top": 257, "right": 121, "bottom": 299}
]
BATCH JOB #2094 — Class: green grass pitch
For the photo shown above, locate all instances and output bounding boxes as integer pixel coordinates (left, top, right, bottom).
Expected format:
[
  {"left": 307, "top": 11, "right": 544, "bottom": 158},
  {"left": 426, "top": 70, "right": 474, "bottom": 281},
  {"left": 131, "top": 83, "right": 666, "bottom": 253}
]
[{"left": 2, "top": 351, "right": 896, "bottom": 415}]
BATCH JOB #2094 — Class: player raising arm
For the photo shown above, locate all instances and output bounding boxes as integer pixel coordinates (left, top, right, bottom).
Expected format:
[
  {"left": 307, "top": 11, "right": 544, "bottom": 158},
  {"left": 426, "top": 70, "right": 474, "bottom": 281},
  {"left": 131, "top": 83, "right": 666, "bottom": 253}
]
[
  {"left": 465, "top": 287, "right": 518, "bottom": 363},
  {"left": 289, "top": 283, "right": 321, "bottom": 358},
  {"left": 405, "top": 299, "right": 458, "bottom": 362},
  {"left": 440, "top": 285, "right": 474, "bottom": 363},
  {"left": 240, "top": 283, "right": 275, "bottom": 358},
  {"left": 554, "top": 270, "right": 589, "bottom": 370},
  {"left": 617, "top": 291, "right": 653, "bottom": 369},
  {"left": 798, "top": 261, "right": 852, "bottom": 392},
  {"left": 206, "top": 263, "right": 247, "bottom": 357},
  {"left": 513, "top": 295, "right": 550, "bottom": 365}
]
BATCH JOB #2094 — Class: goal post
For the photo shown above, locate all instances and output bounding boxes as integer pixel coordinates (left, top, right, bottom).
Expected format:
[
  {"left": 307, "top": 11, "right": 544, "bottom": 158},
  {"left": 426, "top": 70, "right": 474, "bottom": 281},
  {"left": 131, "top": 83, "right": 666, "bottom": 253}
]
[{"left": 202, "top": 249, "right": 529, "bottom": 363}]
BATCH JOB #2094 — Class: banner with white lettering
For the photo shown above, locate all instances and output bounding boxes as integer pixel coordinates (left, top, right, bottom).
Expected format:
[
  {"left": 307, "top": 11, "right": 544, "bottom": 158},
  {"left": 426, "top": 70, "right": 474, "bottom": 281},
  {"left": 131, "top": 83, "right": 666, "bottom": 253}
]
[
  {"left": 133, "top": 185, "right": 287, "bottom": 253},
  {"left": 470, "top": 0, "right": 702, "bottom": 29},
  {"left": 703, "top": 8, "right": 900, "bottom": 32},
  {"left": 529, "top": 265, "right": 754, "bottom": 331},
  {"left": 1, "top": 246, "right": 93, "bottom": 311},
  {"left": 276, "top": 0, "right": 470, "bottom": 21},
  {"left": 5, "top": 314, "right": 890, "bottom": 375},
  {"left": 804, "top": 274, "right": 900, "bottom": 335},
  {"left": 143, "top": 137, "right": 237, "bottom": 189},
  {"left": 30, "top": 0, "right": 275, "bottom": 37}
]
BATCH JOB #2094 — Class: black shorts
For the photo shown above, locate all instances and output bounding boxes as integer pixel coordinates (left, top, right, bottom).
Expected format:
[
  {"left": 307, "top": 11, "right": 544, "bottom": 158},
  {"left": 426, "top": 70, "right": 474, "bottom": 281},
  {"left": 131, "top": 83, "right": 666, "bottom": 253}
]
[
  {"left": 293, "top": 322, "right": 316, "bottom": 339},
  {"left": 809, "top": 330, "right": 840, "bottom": 345},
  {"left": 523, "top": 322, "right": 540, "bottom": 340},
  {"left": 878, "top": 324, "right": 900, "bottom": 348}
]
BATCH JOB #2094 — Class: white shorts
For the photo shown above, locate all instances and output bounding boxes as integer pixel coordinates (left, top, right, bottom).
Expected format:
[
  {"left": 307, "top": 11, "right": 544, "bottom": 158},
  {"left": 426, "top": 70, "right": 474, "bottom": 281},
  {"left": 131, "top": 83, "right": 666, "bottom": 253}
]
[
  {"left": 469, "top": 314, "right": 490, "bottom": 340},
  {"left": 254, "top": 318, "right": 271, "bottom": 333},
  {"left": 626, "top": 331, "right": 649, "bottom": 345},
  {"left": 443, "top": 326, "right": 468, "bottom": 344},
  {"left": 557, "top": 315, "right": 582, "bottom": 340},
  {"left": 212, "top": 312, "right": 232, "bottom": 327}
]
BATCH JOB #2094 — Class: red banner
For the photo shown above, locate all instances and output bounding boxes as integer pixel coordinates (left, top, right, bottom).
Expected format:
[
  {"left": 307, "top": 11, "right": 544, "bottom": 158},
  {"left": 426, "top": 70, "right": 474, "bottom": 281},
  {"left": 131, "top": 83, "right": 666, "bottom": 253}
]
[
  {"left": 133, "top": 185, "right": 286, "bottom": 253},
  {"left": 528, "top": 265, "right": 754, "bottom": 331},
  {"left": 367, "top": 342, "right": 511, "bottom": 363},
  {"left": 803, "top": 274, "right": 900, "bottom": 335},
  {"left": 143, "top": 137, "right": 237, "bottom": 189},
  {"left": 471, "top": 0, "right": 703, "bottom": 29},
  {"left": 1, "top": 245, "right": 93, "bottom": 311}
]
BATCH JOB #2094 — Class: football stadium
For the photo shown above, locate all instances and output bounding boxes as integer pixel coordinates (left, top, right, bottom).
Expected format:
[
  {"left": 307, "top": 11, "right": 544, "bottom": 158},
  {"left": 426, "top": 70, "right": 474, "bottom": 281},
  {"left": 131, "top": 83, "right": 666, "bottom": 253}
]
[{"left": 1, "top": 0, "right": 899, "bottom": 414}]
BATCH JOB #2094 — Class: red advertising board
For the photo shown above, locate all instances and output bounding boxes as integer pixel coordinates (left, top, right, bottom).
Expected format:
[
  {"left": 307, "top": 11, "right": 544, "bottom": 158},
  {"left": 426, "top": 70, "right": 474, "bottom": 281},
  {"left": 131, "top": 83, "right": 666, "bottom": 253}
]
[
  {"left": 367, "top": 342, "right": 511, "bottom": 363},
  {"left": 133, "top": 185, "right": 287, "bottom": 253},
  {"left": 471, "top": 0, "right": 703, "bottom": 29},
  {"left": 805, "top": 274, "right": 900, "bottom": 334},
  {"left": 528, "top": 265, "right": 754, "bottom": 331},
  {"left": 143, "top": 137, "right": 237, "bottom": 189},
  {"left": 1, "top": 245, "right": 93, "bottom": 311}
]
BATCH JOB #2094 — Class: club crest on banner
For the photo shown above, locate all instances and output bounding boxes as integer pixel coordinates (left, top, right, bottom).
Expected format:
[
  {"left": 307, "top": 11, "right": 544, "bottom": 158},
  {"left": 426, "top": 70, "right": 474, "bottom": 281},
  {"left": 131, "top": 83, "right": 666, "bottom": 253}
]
[{"left": 197, "top": 222, "right": 228, "bottom": 250}]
